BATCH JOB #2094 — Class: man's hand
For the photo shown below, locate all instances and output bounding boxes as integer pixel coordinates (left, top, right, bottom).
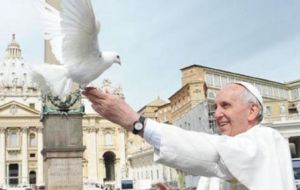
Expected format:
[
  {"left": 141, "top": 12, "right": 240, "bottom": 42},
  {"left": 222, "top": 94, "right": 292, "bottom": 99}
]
[
  {"left": 155, "top": 183, "right": 171, "bottom": 190},
  {"left": 82, "top": 88, "right": 139, "bottom": 131}
]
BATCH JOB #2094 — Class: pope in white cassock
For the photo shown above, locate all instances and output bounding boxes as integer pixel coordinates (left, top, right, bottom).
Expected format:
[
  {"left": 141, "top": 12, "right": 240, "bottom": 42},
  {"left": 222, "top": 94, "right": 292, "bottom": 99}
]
[{"left": 82, "top": 82, "right": 296, "bottom": 190}]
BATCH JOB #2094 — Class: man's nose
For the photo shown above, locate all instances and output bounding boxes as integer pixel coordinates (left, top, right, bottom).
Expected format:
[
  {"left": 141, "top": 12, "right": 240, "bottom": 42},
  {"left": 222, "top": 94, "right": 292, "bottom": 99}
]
[{"left": 214, "top": 107, "right": 223, "bottom": 119}]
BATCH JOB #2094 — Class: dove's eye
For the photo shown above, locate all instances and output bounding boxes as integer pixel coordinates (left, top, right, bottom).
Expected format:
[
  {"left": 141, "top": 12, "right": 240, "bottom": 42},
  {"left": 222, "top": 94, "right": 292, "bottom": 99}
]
[{"left": 116, "top": 55, "right": 120, "bottom": 59}]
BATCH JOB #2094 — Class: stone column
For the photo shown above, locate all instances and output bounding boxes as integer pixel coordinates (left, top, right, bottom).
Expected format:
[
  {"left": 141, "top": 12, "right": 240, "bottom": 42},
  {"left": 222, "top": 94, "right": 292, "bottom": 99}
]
[
  {"left": 37, "top": 128, "right": 44, "bottom": 186},
  {"left": 21, "top": 127, "right": 28, "bottom": 185},
  {"left": 99, "top": 159, "right": 105, "bottom": 183},
  {"left": 118, "top": 128, "right": 126, "bottom": 181},
  {"left": 87, "top": 127, "right": 98, "bottom": 182},
  {"left": 0, "top": 128, "right": 6, "bottom": 188}
]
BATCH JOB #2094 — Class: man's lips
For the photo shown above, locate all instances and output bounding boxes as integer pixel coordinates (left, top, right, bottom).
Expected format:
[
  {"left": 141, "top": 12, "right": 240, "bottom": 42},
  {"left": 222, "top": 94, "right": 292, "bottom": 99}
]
[{"left": 217, "top": 122, "right": 229, "bottom": 128}]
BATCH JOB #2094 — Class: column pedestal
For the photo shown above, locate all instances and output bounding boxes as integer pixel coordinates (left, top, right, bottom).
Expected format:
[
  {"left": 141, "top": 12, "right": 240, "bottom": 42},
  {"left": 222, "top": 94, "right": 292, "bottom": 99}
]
[{"left": 42, "top": 114, "right": 85, "bottom": 190}]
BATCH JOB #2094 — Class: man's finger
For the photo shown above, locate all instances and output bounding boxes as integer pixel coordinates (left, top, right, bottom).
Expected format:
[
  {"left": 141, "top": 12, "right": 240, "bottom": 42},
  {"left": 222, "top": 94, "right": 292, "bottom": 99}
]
[
  {"left": 155, "top": 183, "right": 170, "bottom": 190},
  {"left": 85, "top": 94, "right": 104, "bottom": 105},
  {"left": 83, "top": 89, "right": 107, "bottom": 100}
]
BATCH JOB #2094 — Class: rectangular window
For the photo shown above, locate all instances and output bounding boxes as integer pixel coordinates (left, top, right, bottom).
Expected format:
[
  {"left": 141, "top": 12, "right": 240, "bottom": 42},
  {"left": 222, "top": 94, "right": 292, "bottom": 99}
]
[
  {"left": 274, "top": 88, "right": 279, "bottom": 98},
  {"left": 220, "top": 76, "right": 228, "bottom": 87},
  {"left": 280, "top": 89, "right": 286, "bottom": 99},
  {"left": 9, "top": 131, "right": 18, "bottom": 147},
  {"left": 255, "top": 84, "right": 262, "bottom": 94},
  {"left": 205, "top": 73, "right": 213, "bottom": 86},
  {"left": 214, "top": 75, "right": 221, "bottom": 87},
  {"left": 265, "top": 106, "right": 272, "bottom": 115},
  {"left": 267, "top": 87, "right": 273, "bottom": 97},
  {"left": 292, "top": 89, "right": 299, "bottom": 100},
  {"left": 104, "top": 133, "right": 113, "bottom": 146},
  {"left": 228, "top": 77, "right": 235, "bottom": 83},
  {"left": 262, "top": 85, "right": 268, "bottom": 96},
  {"left": 29, "top": 103, "right": 35, "bottom": 109}
]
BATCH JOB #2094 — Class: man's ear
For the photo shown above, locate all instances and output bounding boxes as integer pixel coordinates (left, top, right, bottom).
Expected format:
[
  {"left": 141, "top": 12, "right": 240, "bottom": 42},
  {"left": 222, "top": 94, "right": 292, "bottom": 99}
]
[{"left": 248, "top": 104, "right": 260, "bottom": 122}]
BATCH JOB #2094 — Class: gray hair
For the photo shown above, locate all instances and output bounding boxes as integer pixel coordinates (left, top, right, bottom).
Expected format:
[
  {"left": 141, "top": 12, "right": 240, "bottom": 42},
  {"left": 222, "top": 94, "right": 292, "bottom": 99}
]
[{"left": 240, "top": 89, "right": 263, "bottom": 123}]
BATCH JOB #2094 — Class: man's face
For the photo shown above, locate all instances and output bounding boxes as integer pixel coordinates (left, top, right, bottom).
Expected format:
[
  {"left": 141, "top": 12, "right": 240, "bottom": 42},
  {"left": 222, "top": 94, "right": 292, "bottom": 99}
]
[{"left": 214, "top": 84, "right": 251, "bottom": 136}]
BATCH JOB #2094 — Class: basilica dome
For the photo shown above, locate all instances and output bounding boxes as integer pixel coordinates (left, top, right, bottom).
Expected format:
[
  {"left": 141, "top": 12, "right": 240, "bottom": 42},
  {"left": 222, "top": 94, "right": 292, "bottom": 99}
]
[{"left": 0, "top": 34, "right": 38, "bottom": 94}]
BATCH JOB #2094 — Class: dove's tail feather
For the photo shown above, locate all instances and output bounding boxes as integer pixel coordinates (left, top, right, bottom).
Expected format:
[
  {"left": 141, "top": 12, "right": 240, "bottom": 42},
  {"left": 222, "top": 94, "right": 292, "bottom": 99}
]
[{"left": 31, "top": 64, "right": 73, "bottom": 100}]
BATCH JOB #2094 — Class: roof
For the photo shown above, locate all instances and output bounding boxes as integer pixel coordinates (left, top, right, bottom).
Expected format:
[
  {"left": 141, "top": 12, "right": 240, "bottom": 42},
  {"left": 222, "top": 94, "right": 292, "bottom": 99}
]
[
  {"left": 180, "top": 64, "right": 286, "bottom": 85},
  {"left": 147, "top": 97, "right": 168, "bottom": 107}
]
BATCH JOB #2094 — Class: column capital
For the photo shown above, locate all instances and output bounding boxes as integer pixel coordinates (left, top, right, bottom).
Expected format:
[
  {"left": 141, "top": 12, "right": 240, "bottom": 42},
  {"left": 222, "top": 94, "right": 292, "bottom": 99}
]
[
  {"left": 37, "top": 127, "right": 43, "bottom": 133},
  {"left": 117, "top": 127, "right": 126, "bottom": 133},
  {"left": 87, "top": 127, "right": 98, "bottom": 133},
  {"left": 21, "top": 127, "right": 29, "bottom": 133},
  {"left": 0, "top": 127, "right": 6, "bottom": 133}
]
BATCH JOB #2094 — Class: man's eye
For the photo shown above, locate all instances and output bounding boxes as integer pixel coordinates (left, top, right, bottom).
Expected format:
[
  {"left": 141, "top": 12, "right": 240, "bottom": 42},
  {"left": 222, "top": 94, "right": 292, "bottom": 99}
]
[{"left": 221, "top": 103, "right": 230, "bottom": 108}]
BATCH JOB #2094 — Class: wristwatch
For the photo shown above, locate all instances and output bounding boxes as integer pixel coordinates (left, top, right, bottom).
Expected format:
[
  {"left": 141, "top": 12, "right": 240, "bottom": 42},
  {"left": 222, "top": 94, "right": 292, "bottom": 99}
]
[{"left": 132, "top": 116, "right": 146, "bottom": 135}]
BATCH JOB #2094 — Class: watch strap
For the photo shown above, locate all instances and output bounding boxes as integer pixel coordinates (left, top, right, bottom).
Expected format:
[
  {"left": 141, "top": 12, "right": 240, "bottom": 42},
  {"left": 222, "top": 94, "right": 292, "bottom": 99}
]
[{"left": 132, "top": 116, "right": 145, "bottom": 134}]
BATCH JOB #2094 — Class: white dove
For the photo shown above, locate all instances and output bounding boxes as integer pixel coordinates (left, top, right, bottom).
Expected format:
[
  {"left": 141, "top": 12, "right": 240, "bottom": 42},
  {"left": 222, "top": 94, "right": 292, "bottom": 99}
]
[{"left": 32, "top": 0, "right": 121, "bottom": 99}]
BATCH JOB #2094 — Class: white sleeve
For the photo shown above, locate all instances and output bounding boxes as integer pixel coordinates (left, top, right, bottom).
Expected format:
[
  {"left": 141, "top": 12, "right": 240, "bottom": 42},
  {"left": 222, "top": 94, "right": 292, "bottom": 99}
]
[
  {"left": 143, "top": 119, "right": 233, "bottom": 180},
  {"left": 143, "top": 119, "right": 161, "bottom": 150}
]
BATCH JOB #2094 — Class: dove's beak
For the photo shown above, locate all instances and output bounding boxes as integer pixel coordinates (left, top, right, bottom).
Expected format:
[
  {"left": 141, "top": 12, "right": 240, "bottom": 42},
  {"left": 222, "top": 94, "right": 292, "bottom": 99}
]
[
  {"left": 117, "top": 60, "right": 121, "bottom": 65},
  {"left": 115, "top": 55, "right": 121, "bottom": 65}
]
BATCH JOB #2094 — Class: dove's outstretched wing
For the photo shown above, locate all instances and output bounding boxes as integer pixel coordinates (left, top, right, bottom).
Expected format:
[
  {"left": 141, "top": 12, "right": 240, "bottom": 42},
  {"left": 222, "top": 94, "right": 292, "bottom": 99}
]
[{"left": 43, "top": 0, "right": 101, "bottom": 65}]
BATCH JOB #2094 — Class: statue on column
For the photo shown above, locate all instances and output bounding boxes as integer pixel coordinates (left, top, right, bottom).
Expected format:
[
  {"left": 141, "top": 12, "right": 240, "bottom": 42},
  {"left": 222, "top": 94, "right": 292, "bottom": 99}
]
[{"left": 41, "top": 89, "right": 84, "bottom": 118}]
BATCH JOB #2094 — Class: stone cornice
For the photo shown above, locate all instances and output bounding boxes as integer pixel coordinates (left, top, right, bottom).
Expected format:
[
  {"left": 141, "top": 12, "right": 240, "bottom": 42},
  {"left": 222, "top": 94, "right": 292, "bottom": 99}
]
[{"left": 86, "top": 127, "right": 99, "bottom": 133}]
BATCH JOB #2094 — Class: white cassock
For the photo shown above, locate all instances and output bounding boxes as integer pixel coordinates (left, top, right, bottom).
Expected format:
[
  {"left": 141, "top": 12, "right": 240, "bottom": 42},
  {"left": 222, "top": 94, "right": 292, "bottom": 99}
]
[{"left": 144, "top": 119, "right": 296, "bottom": 190}]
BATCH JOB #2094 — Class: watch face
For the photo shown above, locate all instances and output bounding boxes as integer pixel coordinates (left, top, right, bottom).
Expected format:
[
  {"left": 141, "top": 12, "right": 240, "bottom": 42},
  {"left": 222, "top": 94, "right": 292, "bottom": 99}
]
[{"left": 134, "top": 122, "right": 143, "bottom": 130}]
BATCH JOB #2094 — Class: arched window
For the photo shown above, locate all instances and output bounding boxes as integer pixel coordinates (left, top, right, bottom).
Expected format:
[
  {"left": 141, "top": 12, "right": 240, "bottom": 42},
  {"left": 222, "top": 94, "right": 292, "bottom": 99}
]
[
  {"left": 29, "top": 171, "right": 36, "bottom": 184},
  {"left": 103, "top": 151, "right": 116, "bottom": 181},
  {"left": 104, "top": 133, "right": 112, "bottom": 146},
  {"left": 29, "top": 133, "right": 37, "bottom": 147}
]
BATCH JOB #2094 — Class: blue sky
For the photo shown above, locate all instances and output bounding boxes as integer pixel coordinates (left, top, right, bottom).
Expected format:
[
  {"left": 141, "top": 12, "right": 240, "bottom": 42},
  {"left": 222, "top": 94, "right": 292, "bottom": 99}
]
[{"left": 1, "top": 0, "right": 300, "bottom": 110}]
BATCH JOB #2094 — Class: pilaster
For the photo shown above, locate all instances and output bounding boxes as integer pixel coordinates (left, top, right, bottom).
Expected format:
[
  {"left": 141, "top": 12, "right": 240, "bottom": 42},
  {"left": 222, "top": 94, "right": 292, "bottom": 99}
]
[
  {"left": 37, "top": 128, "right": 44, "bottom": 186},
  {"left": 0, "top": 128, "right": 6, "bottom": 188},
  {"left": 87, "top": 127, "right": 98, "bottom": 182},
  {"left": 21, "top": 127, "right": 28, "bottom": 185}
]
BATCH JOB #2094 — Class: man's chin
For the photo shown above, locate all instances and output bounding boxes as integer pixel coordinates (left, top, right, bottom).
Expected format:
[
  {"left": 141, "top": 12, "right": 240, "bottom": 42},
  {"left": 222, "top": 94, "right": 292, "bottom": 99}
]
[{"left": 217, "top": 126, "right": 231, "bottom": 136}]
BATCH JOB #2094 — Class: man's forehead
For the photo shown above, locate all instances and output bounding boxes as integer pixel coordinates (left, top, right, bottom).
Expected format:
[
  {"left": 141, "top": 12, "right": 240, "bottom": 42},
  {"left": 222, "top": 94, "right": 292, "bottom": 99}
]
[
  {"left": 218, "top": 83, "right": 245, "bottom": 95},
  {"left": 215, "top": 84, "right": 245, "bottom": 101}
]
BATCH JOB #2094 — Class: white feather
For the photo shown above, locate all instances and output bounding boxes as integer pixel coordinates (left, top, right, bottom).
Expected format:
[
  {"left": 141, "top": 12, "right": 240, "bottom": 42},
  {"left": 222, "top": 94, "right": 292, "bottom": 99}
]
[
  {"left": 31, "top": 64, "right": 72, "bottom": 99},
  {"left": 32, "top": 0, "right": 121, "bottom": 99}
]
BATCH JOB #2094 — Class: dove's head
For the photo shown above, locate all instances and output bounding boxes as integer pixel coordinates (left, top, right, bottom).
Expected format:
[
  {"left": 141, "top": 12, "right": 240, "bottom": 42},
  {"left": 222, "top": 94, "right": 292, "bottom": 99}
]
[{"left": 102, "top": 51, "right": 121, "bottom": 65}]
